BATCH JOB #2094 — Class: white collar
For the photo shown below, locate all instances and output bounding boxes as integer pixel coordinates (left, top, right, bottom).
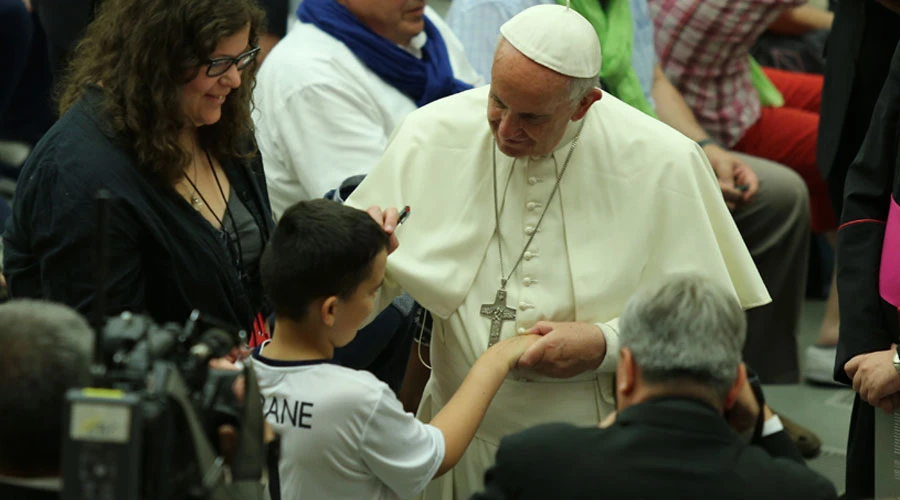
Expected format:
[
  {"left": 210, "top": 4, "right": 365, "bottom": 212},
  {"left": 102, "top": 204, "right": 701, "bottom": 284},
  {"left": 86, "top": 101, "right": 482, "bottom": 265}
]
[
  {"left": 499, "top": 118, "right": 585, "bottom": 162},
  {"left": 548, "top": 119, "right": 583, "bottom": 157},
  {"left": 400, "top": 30, "right": 428, "bottom": 59}
]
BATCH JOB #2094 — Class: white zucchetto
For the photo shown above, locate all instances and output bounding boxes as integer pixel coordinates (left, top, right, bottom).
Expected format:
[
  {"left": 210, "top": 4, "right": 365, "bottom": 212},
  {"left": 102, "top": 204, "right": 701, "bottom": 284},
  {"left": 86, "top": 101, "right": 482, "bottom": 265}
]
[{"left": 499, "top": 4, "right": 602, "bottom": 78}]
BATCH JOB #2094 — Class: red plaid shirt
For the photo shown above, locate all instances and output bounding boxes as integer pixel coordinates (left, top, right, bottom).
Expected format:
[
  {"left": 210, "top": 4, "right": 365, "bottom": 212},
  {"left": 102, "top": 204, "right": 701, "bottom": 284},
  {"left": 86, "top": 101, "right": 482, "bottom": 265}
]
[{"left": 648, "top": 0, "right": 805, "bottom": 147}]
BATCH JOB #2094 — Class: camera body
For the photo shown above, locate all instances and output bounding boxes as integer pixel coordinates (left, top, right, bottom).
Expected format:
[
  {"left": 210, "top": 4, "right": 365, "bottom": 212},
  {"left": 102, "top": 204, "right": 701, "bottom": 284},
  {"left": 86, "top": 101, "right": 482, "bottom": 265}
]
[{"left": 60, "top": 310, "right": 260, "bottom": 500}]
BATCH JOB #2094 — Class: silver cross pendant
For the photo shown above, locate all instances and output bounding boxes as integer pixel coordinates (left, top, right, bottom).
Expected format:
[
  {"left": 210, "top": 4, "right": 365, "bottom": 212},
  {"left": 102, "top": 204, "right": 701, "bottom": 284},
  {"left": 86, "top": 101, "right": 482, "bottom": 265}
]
[{"left": 480, "top": 288, "right": 517, "bottom": 347}]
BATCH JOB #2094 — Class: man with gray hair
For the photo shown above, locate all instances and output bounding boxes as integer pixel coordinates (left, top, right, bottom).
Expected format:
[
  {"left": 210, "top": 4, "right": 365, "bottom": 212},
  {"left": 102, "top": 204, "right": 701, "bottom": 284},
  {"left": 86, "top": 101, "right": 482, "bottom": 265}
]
[
  {"left": 472, "top": 275, "right": 837, "bottom": 500},
  {"left": 0, "top": 299, "right": 93, "bottom": 500}
]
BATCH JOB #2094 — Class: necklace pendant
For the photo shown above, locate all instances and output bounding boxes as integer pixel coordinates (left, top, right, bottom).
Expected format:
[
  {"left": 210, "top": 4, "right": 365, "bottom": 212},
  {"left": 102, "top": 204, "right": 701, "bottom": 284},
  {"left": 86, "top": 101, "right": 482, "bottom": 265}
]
[
  {"left": 190, "top": 194, "right": 204, "bottom": 207},
  {"left": 480, "top": 288, "right": 517, "bottom": 347}
]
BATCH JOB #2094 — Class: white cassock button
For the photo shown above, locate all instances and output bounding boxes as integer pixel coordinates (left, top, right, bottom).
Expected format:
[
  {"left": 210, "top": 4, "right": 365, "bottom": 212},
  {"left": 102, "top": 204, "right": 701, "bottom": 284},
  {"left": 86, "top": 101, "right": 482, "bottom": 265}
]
[
  {"left": 528, "top": 176, "right": 538, "bottom": 185},
  {"left": 523, "top": 277, "right": 534, "bottom": 286},
  {"left": 526, "top": 201, "right": 537, "bottom": 210},
  {"left": 519, "top": 302, "right": 530, "bottom": 310},
  {"left": 517, "top": 327, "right": 526, "bottom": 334},
  {"left": 524, "top": 251, "right": 534, "bottom": 261},
  {"left": 524, "top": 226, "right": 535, "bottom": 235}
]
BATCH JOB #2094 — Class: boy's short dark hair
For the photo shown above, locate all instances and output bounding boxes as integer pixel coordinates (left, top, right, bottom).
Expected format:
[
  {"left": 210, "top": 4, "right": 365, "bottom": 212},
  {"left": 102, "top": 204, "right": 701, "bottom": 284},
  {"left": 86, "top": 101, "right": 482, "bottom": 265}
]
[{"left": 260, "top": 199, "right": 390, "bottom": 321}]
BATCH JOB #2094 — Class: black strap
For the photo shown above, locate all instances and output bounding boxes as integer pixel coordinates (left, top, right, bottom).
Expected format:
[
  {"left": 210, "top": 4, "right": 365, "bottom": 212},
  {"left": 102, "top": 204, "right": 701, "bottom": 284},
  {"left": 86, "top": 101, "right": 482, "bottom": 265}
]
[
  {"left": 267, "top": 437, "right": 282, "bottom": 500},
  {"left": 162, "top": 364, "right": 269, "bottom": 499},
  {"left": 746, "top": 368, "right": 767, "bottom": 444},
  {"left": 230, "top": 365, "right": 265, "bottom": 481}
]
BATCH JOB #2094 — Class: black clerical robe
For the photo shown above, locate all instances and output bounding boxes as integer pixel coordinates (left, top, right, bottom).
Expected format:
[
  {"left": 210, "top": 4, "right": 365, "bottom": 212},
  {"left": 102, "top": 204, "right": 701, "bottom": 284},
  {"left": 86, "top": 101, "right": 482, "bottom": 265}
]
[{"left": 835, "top": 37, "right": 900, "bottom": 500}]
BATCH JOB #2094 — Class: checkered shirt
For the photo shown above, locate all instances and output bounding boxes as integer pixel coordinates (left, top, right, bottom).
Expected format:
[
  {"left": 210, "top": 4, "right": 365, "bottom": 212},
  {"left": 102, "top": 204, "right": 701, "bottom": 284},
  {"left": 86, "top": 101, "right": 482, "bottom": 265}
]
[{"left": 648, "top": 0, "right": 805, "bottom": 147}]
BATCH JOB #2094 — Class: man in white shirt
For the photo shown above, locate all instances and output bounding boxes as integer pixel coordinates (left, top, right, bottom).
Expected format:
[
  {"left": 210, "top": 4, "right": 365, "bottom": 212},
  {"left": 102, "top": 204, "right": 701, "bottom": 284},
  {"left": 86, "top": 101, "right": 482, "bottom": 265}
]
[{"left": 253, "top": 0, "right": 482, "bottom": 216}]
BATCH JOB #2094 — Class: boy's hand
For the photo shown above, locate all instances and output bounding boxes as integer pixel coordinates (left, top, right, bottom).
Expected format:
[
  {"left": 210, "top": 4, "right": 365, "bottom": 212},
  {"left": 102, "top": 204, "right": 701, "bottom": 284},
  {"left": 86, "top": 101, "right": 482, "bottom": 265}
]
[{"left": 492, "top": 334, "right": 542, "bottom": 370}]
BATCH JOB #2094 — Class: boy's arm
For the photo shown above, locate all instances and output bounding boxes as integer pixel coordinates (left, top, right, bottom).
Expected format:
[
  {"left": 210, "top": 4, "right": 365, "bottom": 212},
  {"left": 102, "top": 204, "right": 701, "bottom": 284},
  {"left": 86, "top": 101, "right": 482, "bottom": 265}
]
[
  {"left": 357, "top": 335, "right": 538, "bottom": 498},
  {"left": 429, "top": 335, "right": 538, "bottom": 476}
]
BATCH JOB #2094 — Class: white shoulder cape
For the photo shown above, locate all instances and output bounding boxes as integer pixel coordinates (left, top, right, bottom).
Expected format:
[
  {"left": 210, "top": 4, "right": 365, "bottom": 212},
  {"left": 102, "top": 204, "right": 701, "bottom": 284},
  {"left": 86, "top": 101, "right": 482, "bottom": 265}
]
[{"left": 347, "top": 86, "right": 770, "bottom": 320}]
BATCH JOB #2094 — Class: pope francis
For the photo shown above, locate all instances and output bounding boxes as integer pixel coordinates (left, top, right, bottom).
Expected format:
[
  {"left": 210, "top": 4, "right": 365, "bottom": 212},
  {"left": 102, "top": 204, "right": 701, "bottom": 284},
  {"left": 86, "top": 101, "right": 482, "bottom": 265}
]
[{"left": 346, "top": 4, "right": 771, "bottom": 499}]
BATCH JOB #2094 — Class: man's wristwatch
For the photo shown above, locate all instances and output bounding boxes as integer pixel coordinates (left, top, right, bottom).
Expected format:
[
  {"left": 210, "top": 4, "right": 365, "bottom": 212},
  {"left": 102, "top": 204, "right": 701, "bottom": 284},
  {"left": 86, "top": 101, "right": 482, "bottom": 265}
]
[{"left": 893, "top": 345, "right": 900, "bottom": 373}]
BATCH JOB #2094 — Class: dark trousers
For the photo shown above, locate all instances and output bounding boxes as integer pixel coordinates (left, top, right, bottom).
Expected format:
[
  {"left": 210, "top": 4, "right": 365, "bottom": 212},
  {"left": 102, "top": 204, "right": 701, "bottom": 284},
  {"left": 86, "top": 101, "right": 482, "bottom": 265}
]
[
  {"left": 0, "top": 4, "right": 52, "bottom": 151},
  {"left": 0, "top": 0, "right": 33, "bottom": 115},
  {"left": 845, "top": 395, "right": 875, "bottom": 499},
  {"left": 32, "top": 0, "right": 95, "bottom": 81}
]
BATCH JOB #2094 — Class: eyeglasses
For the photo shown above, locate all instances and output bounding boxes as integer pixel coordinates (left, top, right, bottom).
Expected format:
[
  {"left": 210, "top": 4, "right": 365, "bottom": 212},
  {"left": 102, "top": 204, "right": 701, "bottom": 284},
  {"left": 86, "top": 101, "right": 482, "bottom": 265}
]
[{"left": 205, "top": 46, "right": 260, "bottom": 77}]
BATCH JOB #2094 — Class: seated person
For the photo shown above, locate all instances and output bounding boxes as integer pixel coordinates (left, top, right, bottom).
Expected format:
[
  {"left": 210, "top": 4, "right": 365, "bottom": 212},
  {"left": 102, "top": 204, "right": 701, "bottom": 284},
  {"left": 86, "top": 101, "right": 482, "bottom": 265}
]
[
  {"left": 253, "top": 0, "right": 482, "bottom": 213},
  {"left": 0, "top": 300, "right": 94, "bottom": 500},
  {"left": 250, "top": 199, "right": 538, "bottom": 499},
  {"left": 253, "top": 0, "right": 476, "bottom": 398},
  {"left": 648, "top": 0, "right": 841, "bottom": 382},
  {"left": 3, "top": 0, "right": 273, "bottom": 343},
  {"left": 751, "top": 3, "right": 834, "bottom": 74},
  {"left": 472, "top": 275, "right": 837, "bottom": 500}
]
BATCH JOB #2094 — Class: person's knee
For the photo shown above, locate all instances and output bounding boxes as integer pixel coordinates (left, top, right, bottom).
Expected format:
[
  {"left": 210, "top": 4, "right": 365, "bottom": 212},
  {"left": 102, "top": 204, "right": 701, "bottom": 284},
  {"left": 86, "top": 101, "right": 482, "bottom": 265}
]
[
  {"left": 762, "top": 166, "right": 810, "bottom": 220},
  {"left": 738, "top": 155, "right": 811, "bottom": 228}
]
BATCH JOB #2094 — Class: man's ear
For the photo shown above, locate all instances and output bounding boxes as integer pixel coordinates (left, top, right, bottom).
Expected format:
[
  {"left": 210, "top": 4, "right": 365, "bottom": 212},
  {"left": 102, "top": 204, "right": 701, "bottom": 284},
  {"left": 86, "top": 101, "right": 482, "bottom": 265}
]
[
  {"left": 319, "top": 296, "right": 339, "bottom": 328},
  {"left": 723, "top": 363, "right": 748, "bottom": 411},
  {"left": 617, "top": 347, "right": 637, "bottom": 405},
  {"left": 571, "top": 88, "right": 603, "bottom": 121}
]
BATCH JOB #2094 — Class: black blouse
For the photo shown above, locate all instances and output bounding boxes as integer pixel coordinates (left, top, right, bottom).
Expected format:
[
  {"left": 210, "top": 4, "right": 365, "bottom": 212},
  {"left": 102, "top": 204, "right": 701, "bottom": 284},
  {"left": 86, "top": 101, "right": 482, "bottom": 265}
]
[{"left": 3, "top": 88, "right": 274, "bottom": 333}]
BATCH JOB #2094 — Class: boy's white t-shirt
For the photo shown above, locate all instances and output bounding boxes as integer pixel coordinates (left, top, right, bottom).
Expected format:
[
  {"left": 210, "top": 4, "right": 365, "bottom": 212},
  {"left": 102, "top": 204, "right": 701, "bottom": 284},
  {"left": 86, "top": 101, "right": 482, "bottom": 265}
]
[{"left": 250, "top": 341, "right": 446, "bottom": 499}]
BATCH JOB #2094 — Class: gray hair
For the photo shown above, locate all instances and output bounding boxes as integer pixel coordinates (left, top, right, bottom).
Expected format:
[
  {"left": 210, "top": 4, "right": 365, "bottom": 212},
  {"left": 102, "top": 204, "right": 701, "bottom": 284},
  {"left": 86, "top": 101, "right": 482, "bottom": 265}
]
[
  {"left": 0, "top": 300, "right": 94, "bottom": 474},
  {"left": 567, "top": 75, "right": 599, "bottom": 104},
  {"left": 619, "top": 274, "right": 746, "bottom": 401}
]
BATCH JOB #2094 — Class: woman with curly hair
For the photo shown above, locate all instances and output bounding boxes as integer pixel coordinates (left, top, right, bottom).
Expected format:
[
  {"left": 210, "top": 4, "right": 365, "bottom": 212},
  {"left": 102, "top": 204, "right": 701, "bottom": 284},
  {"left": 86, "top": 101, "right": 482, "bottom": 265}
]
[{"left": 3, "top": 0, "right": 273, "bottom": 341}]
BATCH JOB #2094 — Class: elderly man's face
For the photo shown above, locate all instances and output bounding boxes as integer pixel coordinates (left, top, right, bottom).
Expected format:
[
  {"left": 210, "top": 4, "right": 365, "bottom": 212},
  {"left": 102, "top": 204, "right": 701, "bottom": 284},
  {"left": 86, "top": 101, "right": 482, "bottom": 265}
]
[
  {"left": 488, "top": 43, "right": 583, "bottom": 158},
  {"left": 339, "top": 0, "right": 426, "bottom": 46}
]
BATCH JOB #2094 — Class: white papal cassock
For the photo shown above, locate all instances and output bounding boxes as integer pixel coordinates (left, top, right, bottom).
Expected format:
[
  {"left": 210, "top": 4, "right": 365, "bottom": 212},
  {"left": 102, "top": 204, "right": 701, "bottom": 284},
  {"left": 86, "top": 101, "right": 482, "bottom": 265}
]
[{"left": 346, "top": 84, "right": 770, "bottom": 499}]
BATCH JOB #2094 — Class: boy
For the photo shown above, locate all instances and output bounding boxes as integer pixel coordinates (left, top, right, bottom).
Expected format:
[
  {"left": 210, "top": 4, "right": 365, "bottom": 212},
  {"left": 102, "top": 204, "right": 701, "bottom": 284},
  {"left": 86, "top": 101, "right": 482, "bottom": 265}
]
[{"left": 252, "top": 199, "right": 538, "bottom": 499}]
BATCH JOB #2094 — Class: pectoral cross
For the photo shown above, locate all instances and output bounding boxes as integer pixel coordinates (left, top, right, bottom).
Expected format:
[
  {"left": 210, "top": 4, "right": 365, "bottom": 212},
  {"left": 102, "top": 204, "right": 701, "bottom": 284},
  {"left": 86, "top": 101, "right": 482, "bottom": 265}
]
[{"left": 480, "top": 288, "right": 517, "bottom": 347}]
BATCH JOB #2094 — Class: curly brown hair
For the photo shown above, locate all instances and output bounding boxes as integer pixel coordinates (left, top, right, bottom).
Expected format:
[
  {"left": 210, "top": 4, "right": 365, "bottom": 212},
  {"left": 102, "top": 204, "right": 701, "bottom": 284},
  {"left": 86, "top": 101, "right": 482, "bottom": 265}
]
[{"left": 58, "top": 0, "right": 267, "bottom": 184}]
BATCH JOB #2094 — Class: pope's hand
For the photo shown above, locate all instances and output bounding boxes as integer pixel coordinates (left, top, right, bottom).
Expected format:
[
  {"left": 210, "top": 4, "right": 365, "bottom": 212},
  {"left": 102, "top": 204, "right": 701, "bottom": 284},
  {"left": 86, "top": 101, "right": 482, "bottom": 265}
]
[
  {"left": 366, "top": 205, "right": 400, "bottom": 255},
  {"left": 845, "top": 345, "right": 900, "bottom": 409},
  {"left": 517, "top": 321, "right": 607, "bottom": 378}
]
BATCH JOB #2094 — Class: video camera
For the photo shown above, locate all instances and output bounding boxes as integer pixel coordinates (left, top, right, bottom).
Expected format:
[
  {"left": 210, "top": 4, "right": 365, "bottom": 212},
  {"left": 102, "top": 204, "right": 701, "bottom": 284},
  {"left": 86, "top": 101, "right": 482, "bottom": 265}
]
[{"left": 59, "top": 191, "right": 270, "bottom": 500}]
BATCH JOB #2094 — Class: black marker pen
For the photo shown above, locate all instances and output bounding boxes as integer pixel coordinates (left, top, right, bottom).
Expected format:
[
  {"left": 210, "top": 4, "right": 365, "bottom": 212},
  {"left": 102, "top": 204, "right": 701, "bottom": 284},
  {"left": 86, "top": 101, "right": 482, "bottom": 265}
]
[{"left": 398, "top": 206, "right": 411, "bottom": 225}]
